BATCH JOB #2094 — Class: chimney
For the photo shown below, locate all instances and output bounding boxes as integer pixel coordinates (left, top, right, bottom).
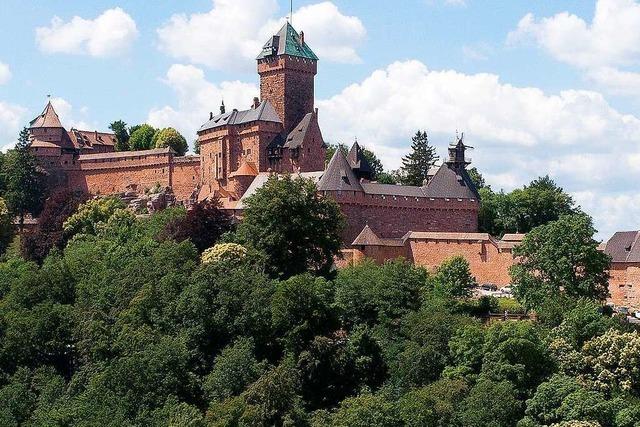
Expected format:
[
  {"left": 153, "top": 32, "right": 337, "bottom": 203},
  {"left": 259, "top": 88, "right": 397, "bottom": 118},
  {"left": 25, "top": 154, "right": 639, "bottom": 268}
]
[
  {"left": 252, "top": 97, "right": 260, "bottom": 109},
  {"left": 209, "top": 112, "right": 213, "bottom": 120},
  {"left": 300, "top": 31, "right": 305, "bottom": 46}
]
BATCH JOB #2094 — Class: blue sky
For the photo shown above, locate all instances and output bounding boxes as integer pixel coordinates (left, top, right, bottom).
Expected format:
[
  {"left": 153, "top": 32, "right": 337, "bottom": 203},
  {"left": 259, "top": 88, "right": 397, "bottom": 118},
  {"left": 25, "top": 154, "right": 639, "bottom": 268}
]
[{"left": 0, "top": 0, "right": 639, "bottom": 238}]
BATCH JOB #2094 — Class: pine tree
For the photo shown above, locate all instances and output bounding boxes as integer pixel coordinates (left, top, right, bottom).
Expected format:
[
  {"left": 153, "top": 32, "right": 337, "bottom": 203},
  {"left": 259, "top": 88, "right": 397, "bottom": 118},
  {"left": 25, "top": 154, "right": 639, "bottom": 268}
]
[
  {"left": 400, "top": 131, "right": 439, "bottom": 186},
  {"left": 3, "top": 128, "right": 46, "bottom": 229}
]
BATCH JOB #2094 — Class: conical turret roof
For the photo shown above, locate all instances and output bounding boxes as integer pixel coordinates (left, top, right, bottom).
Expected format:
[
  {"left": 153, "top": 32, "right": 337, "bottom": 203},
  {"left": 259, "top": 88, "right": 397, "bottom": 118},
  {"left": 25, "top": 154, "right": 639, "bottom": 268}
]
[
  {"left": 29, "top": 101, "right": 63, "bottom": 128},
  {"left": 318, "top": 149, "right": 363, "bottom": 192}
]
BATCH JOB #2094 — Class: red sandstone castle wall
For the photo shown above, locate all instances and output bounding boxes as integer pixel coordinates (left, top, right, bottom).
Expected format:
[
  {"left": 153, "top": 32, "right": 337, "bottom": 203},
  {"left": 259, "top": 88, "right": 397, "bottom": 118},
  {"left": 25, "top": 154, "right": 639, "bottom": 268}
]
[
  {"left": 171, "top": 158, "right": 201, "bottom": 202},
  {"left": 408, "top": 239, "right": 515, "bottom": 286},
  {"left": 326, "top": 191, "right": 479, "bottom": 243},
  {"left": 69, "top": 153, "right": 173, "bottom": 196},
  {"left": 608, "top": 263, "right": 640, "bottom": 309}
]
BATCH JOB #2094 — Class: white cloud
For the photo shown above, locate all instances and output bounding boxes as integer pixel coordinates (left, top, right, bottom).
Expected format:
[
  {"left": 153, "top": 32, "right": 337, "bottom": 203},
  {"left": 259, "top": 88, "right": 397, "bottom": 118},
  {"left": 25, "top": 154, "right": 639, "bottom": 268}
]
[
  {"left": 462, "top": 42, "right": 493, "bottom": 61},
  {"left": 49, "top": 97, "right": 95, "bottom": 130},
  {"left": 147, "top": 64, "right": 258, "bottom": 144},
  {"left": 508, "top": 0, "right": 640, "bottom": 95},
  {"left": 315, "top": 60, "right": 640, "bottom": 239},
  {"left": 0, "top": 101, "right": 28, "bottom": 152},
  {"left": 156, "top": 0, "right": 365, "bottom": 70},
  {"left": 36, "top": 8, "right": 138, "bottom": 57},
  {"left": 587, "top": 66, "right": 640, "bottom": 95},
  {"left": 0, "top": 62, "right": 11, "bottom": 85},
  {"left": 266, "top": 2, "right": 366, "bottom": 63}
]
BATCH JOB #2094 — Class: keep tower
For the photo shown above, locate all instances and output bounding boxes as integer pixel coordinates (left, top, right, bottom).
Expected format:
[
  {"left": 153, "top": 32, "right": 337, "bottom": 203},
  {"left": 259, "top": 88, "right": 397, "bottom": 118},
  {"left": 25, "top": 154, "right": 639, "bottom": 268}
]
[{"left": 257, "top": 23, "right": 318, "bottom": 135}]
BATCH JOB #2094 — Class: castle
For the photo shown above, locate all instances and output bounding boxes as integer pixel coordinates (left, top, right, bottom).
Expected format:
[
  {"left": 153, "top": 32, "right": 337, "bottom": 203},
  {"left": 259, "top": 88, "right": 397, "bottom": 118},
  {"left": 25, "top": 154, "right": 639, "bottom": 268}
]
[
  {"left": 28, "top": 22, "right": 480, "bottom": 245},
  {"left": 25, "top": 22, "right": 640, "bottom": 311}
]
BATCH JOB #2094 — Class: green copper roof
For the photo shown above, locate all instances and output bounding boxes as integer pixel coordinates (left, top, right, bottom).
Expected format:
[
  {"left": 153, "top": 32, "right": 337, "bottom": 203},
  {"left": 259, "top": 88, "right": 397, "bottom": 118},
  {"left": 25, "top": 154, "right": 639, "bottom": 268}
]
[{"left": 257, "top": 22, "right": 319, "bottom": 61}]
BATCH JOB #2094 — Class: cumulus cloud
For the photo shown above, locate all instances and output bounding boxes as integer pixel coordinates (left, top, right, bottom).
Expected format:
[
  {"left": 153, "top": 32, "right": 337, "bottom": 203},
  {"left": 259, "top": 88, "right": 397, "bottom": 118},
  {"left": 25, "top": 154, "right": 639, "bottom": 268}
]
[
  {"left": 0, "top": 62, "right": 11, "bottom": 85},
  {"left": 48, "top": 97, "right": 94, "bottom": 130},
  {"left": 147, "top": 64, "right": 258, "bottom": 144},
  {"left": 0, "top": 101, "right": 28, "bottom": 152},
  {"left": 156, "top": 0, "right": 365, "bottom": 70},
  {"left": 315, "top": 60, "right": 640, "bottom": 239},
  {"left": 35, "top": 8, "right": 138, "bottom": 57},
  {"left": 508, "top": 0, "right": 640, "bottom": 95}
]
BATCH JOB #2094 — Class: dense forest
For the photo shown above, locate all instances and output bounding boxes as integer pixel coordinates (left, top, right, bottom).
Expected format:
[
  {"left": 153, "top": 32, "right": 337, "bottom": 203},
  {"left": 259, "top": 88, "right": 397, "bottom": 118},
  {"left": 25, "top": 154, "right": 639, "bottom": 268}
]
[{"left": 0, "top": 145, "right": 639, "bottom": 425}]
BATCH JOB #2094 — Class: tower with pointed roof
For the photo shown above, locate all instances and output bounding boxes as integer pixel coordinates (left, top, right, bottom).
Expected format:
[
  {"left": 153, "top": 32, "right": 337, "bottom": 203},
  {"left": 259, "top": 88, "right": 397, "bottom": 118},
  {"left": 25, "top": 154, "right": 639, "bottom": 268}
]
[{"left": 257, "top": 23, "right": 318, "bottom": 135}]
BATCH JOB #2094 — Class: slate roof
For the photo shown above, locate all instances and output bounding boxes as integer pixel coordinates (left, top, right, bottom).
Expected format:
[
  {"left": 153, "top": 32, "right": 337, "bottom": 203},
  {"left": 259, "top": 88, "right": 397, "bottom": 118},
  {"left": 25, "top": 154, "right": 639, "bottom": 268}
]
[
  {"left": 361, "top": 183, "right": 424, "bottom": 197},
  {"left": 69, "top": 129, "right": 116, "bottom": 150},
  {"left": 604, "top": 231, "right": 640, "bottom": 263},
  {"left": 29, "top": 101, "right": 63, "bottom": 128},
  {"left": 347, "top": 141, "right": 372, "bottom": 176},
  {"left": 199, "top": 100, "right": 281, "bottom": 132},
  {"left": 422, "top": 164, "right": 480, "bottom": 199},
  {"left": 352, "top": 225, "right": 383, "bottom": 246},
  {"left": 284, "top": 112, "right": 312, "bottom": 149},
  {"left": 317, "top": 150, "right": 363, "bottom": 192},
  {"left": 257, "top": 22, "right": 319, "bottom": 61}
]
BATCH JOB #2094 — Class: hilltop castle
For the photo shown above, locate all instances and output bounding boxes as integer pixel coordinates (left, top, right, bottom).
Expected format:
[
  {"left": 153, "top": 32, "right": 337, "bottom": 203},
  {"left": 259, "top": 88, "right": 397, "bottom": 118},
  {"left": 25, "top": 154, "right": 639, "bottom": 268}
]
[{"left": 28, "top": 22, "right": 480, "bottom": 245}]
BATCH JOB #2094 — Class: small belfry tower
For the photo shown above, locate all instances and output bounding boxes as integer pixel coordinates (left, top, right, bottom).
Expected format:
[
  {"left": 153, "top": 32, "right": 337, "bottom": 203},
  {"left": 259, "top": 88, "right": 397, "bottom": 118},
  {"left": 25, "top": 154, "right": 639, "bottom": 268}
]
[{"left": 257, "top": 22, "right": 318, "bottom": 135}]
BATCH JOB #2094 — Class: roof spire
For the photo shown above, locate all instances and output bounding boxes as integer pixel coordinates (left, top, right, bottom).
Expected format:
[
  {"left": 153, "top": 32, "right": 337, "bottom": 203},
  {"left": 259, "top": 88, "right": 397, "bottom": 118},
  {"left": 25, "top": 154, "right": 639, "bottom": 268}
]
[
  {"left": 289, "top": 0, "right": 293, "bottom": 24},
  {"left": 220, "top": 99, "right": 226, "bottom": 114}
]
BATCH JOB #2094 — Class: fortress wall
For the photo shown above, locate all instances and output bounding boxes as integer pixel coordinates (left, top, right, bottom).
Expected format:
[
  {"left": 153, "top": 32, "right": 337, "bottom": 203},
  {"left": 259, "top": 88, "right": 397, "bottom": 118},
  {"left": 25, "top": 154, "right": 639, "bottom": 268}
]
[
  {"left": 407, "top": 239, "right": 515, "bottom": 286},
  {"left": 325, "top": 190, "right": 479, "bottom": 243},
  {"left": 68, "top": 153, "right": 173, "bottom": 195},
  {"left": 171, "top": 157, "right": 201, "bottom": 202},
  {"left": 608, "top": 263, "right": 640, "bottom": 309}
]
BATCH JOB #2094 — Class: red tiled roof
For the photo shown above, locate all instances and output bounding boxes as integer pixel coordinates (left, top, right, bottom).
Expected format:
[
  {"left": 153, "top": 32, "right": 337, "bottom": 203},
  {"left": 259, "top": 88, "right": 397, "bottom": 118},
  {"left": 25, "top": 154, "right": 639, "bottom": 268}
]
[{"left": 29, "top": 101, "right": 63, "bottom": 128}]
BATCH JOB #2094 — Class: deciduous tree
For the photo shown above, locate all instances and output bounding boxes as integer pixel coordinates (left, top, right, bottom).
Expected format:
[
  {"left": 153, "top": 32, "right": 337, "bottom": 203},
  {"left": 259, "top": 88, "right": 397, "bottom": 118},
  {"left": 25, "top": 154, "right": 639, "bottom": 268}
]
[
  {"left": 235, "top": 175, "right": 345, "bottom": 278},
  {"left": 511, "top": 214, "right": 611, "bottom": 310}
]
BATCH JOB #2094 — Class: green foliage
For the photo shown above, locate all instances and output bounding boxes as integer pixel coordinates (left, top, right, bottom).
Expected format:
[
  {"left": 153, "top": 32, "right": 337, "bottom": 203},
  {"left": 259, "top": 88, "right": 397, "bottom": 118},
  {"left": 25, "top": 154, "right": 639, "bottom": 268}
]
[
  {"left": 109, "top": 120, "right": 130, "bottom": 151},
  {"left": 580, "top": 329, "right": 640, "bottom": 394},
  {"left": 62, "top": 197, "right": 127, "bottom": 237},
  {"left": 153, "top": 127, "right": 188, "bottom": 156},
  {"left": 161, "top": 199, "right": 233, "bottom": 253},
  {"left": 272, "top": 274, "right": 338, "bottom": 353},
  {"left": 335, "top": 259, "right": 428, "bottom": 327},
  {"left": 235, "top": 175, "right": 345, "bottom": 278},
  {"left": 128, "top": 124, "right": 157, "bottom": 151},
  {"left": 203, "top": 337, "right": 266, "bottom": 403},
  {"left": 525, "top": 374, "right": 581, "bottom": 425},
  {"left": 327, "top": 392, "right": 401, "bottom": 427},
  {"left": 457, "top": 379, "right": 523, "bottom": 427},
  {"left": 0, "top": 204, "right": 637, "bottom": 425},
  {"left": 400, "top": 130, "right": 439, "bottom": 186},
  {"left": 201, "top": 243, "right": 247, "bottom": 265},
  {"left": 2, "top": 128, "right": 47, "bottom": 228},
  {"left": 479, "top": 176, "right": 577, "bottom": 237},
  {"left": 398, "top": 378, "right": 468, "bottom": 426},
  {"left": 468, "top": 167, "right": 486, "bottom": 189},
  {"left": 0, "top": 197, "right": 13, "bottom": 256},
  {"left": 432, "top": 255, "right": 476, "bottom": 299},
  {"left": 511, "top": 214, "right": 611, "bottom": 310}
]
